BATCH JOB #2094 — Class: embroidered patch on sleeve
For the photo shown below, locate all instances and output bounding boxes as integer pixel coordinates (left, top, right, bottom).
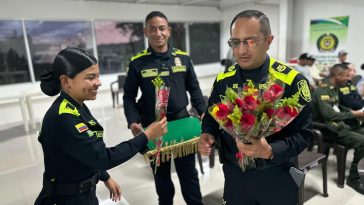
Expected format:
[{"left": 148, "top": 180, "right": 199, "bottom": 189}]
[{"left": 75, "top": 123, "right": 89, "bottom": 133}]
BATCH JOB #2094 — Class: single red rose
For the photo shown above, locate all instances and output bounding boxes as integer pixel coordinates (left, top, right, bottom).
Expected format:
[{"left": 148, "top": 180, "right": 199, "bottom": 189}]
[
  {"left": 263, "top": 84, "right": 284, "bottom": 102},
  {"left": 225, "top": 118, "right": 233, "bottom": 128},
  {"left": 235, "top": 152, "right": 244, "bottom": 160},
  {"left": 283, "top": 105, "right": 299, "bottom": 117},
  {"left": 216, "top": 103, "right": 229, "bottom": 119},
  {"left": 264, "top": 107, "right": 275, "bottom": 118},
  {"left": 235, "top": 98, "right": 244, "bottom": 108},
  {"left": 243, "top": 95, "right": 258, "bottom": 110},
  {"left": 240, "top": 113, "right": 256, "bottom": 131}
]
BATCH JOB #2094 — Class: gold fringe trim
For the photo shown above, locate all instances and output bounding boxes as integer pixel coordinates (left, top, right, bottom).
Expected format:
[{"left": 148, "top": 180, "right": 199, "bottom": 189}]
[{"left": 144, "top": 137, "right": 200, "bottom": 163}]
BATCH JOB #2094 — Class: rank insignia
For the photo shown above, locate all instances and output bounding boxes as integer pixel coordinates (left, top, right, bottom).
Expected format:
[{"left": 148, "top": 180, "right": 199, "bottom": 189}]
[{"left": 75, "top": 123, "right": 88, "bottom": 133}]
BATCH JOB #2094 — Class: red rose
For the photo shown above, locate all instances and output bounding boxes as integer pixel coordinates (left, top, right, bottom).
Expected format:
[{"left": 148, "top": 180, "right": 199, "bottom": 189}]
[
  {"left": 263, "top": 84, "right": 284, "bottom": 102},
  {"left": 240, "top": 113, "right": 256, "bottom": 131},
  {"left": 264, "top": 107, "right": 275, "bottom": 118},
  {"left": 243, "top": 95, "right": 258, "bottom": 110},
  {"left": 284, "top": 105, "right": 298, "bottom": 117},
  {"left": 216, "top": 103, "right": 229, "bottom": 119},
  {"left": 225, "top": 118, "right": 233, "bottom": 128},
  {"left": 235, "top": 98, "right": 244, "bottom": 108}
]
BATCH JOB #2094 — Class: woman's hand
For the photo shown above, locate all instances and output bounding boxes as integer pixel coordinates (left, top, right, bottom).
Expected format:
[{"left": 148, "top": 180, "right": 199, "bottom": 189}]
[
  {"left": 104, "top": 177, "right": 121, "bottom": 202},
  {"left": 144, "top": 116, "right": 167, "bottom": 140}
]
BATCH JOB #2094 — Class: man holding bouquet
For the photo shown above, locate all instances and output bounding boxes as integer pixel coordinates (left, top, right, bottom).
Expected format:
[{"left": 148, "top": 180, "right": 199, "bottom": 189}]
[
  {"left": 199, "top": 10, "right": 313, "bottom": 205},
  {"left": 123, "top": 11, "right": 205, "bottom": 205}
]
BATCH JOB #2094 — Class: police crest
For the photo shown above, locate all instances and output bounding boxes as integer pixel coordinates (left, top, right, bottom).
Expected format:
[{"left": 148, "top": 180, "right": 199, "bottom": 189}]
[{"left": 297, "top": 80, "right": 311, "bottom": 102}]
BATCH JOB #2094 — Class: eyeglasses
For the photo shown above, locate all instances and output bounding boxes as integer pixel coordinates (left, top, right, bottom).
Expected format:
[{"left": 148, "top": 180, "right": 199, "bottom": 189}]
[{"left": 228, "top": 36, "right": 270, "bottom": 48}]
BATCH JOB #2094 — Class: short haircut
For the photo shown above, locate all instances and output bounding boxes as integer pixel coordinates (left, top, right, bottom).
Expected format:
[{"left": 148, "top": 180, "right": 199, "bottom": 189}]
[
  {"left": 230, "top": 10, "right": 271, "bottom": 36},
  {"left": 329, "top": 63, "right": 349, "bottom": 77},
  {"left": 145, "top": 11, "right": 169, "bottom": 25}
]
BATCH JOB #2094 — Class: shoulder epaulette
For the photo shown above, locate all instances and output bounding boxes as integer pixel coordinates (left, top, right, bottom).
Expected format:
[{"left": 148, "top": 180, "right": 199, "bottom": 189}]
[
  {"left": 59, "top": 99, "right": 80, "bottom": 116},
  {"left": 268, "top": 58, "right": 299, "bottom": 85},
  {"left": 172, "top": 48, "right": 188, "bottom": 56},
  {"left": 216, "top": 65, "right": 237, "bottom": 82},
  {"left": 131, "top": 50, "right": 151, "bottom": 61}
]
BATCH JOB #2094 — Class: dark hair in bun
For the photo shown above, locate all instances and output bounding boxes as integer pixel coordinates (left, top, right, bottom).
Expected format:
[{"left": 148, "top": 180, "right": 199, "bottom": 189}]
[{"left": 40, "top": 47, "right": 97, "bottom": 96}]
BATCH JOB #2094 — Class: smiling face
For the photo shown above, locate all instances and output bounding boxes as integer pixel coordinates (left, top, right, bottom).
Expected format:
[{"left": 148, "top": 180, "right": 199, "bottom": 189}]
[
  {"left": 144, "top": 16, "right": 171, "bottom": 53},
  {"left": 230, "top": 17, "right": 273, "bottom": 70},
  {"left": 61, "top": 64, "right": 101, "bottom": 105}
]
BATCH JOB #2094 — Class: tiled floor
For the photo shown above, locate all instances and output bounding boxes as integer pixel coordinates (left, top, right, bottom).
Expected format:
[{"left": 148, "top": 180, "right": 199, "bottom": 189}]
[{"left": 0, "top": 76, "right": 363, "bottom": 205}]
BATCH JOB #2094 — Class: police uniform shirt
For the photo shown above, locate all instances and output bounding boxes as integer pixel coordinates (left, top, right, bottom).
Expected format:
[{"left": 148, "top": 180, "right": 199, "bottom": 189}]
[
  {"left": 202, "top": 56, "right": 313, "bottom": 169},
  {"left": 312, "top": 79, "right": 356, "bottom": 128},
  {"left": 39, "top": 91, "right": 148, "bottom": 184},
  {"left": 123, "top": 46, "right": 205, "bottom": 127}
]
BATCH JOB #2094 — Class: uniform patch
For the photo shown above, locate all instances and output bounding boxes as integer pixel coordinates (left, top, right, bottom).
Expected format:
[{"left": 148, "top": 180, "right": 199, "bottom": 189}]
[
  {"left": 87, "top": 130, "right": 94, "bottom": 137},
  {"left": 320, "top": 95, "right": 330, "bottom": 101},
  {"left": 339, "top": 87, "right": 350, "bottom": 95},
  {"left": 174, "top": 57, "right": 182, "bottom": 66},
  {"left": 233, "top": 83, "right": 238, "bottom": 89},
  {"left": 75, "top": 123, "right": 88, "bottom": 133},
  {"left": 276, "top": 65, "right": 287, "bottom": 72},
  {"left": 297, "top": 80, "right": 311, "bottom": 102},
  {"left": 172, "top": 65, "right": 186, "bottom": 73},
  {"left": 160, "top": 71, "right": 170, "bottom": 76},
  {"left": 259, "top": 83, "right": 267, "bottom": 90},
  {"left": 141, "top": 68, "right": 158, "bottom": 78},
  {"left": 350, "top": 85, "right": 357, "bottom": 91},
  {"left": 88, "top": 120, "right": 96, "bottom": 126}
]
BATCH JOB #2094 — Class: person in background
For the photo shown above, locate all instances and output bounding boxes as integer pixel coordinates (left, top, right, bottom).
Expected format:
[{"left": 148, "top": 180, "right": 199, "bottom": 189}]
[
  {"left": 295, "top": 53, "right": 316, "bottom": 88},
  {"left": 357, "top": 63, "right": 364, "bottom": 97},
  {"left": 123, "top": 11, "right": 205, "bottom": 205},
  {"left": 311, "top": 63, "right": 364, "bottom": 194},
  {"left": 338, "top": 50, "right": 348, "bottom": 64},
  {"left": 199, "top": 10, "right": 313, "bottom": 205},
  {"left": 34, "top": 47, "right": 167, "bottom": 205}
]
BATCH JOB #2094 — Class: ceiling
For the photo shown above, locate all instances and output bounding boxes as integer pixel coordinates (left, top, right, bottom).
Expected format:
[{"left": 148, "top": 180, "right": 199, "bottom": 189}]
[{"left": 79, "top": 0, "right": 280, "bottom": 9}]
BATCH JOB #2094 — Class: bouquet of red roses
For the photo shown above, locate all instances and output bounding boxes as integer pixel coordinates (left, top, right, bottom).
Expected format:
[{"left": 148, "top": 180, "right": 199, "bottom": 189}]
[
  {"left": 209, "top": 74, "right": 303, "bottom": 171},
  {"left": 152, "top": 76, "right": 170, "bottom": 173}
]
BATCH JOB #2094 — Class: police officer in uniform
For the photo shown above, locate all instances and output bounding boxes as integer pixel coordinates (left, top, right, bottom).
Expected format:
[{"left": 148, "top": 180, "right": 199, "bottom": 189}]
[
  {"left": 34, "top": 47, "right": 167, "bottom": 205},
  {"left": 123, "top": 11, "right": 205, "bottom": 205},
  {"left": 199, "top": 10, "right": 313, "bottom": 205},
  {"left": 312, "top": 63, "right": 364, "bottom": 194}
]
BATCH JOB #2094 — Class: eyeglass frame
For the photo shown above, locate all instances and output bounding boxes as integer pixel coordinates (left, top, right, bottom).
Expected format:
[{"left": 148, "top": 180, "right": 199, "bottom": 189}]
[{"left": 227, "top": 35, "right": 271, "bottom": 48}]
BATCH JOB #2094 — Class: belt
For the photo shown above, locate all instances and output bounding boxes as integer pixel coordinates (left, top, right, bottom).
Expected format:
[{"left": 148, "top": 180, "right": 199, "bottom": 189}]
[{"left": 43, "top": 174, "right": 99, "bottom": 196}]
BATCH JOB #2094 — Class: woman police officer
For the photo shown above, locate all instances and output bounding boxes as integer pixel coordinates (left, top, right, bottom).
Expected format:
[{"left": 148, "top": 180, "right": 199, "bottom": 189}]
[{"left": 34, "top": 47, "right": 167, "bottom": 205}]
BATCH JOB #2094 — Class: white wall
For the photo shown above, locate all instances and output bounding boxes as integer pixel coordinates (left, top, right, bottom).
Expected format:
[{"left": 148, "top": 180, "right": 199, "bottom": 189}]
[
  {"left": 220, "top": 3, "right": 280, "bottom": 61},
  {"left": 291, "top": 0, "right": 364, "bottom": 74}
]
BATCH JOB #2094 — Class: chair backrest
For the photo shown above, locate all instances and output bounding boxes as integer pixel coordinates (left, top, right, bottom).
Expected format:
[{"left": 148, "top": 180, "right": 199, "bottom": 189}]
[{"left": 118, "top": 74, "right": 126, "bottom": 90}]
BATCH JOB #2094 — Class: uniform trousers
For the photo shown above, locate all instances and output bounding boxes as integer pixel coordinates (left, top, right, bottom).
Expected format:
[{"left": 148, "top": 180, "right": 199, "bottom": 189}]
[
  {"left": 152, "top": 153, "right": 203, "bottom": 205},
  {"left": 337, "top": 126, "right": 364, "bottom": 181},
  {"left": 222, "top": 162, "right": 298, "bottom": 205}
]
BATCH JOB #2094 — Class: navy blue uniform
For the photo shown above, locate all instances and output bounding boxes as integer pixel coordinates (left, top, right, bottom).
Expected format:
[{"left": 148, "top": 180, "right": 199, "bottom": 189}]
[
  {"left": 123, "top": 46, "right": 204, "bottom": 205},
  {"left": 339, "top": 83, "right": 364, "bottom": 110},
  {"left": 202, "top": 56, "right": 313, "bottom": 205},
  {"left": 35, "top": 91, "right": 149, "bottom": 205}
]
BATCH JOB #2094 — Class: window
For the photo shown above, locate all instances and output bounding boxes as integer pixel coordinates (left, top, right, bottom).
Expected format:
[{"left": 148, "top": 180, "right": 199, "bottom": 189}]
[
  {"left": 170, "top": 23, "right": 186, "bottom": 51},
  {"left": 189, "top": 22, "right": 220, "bottom": 64},
  {"left": 0, "top": 20, "right": 30, "bottom": 85},
  {"left": 25, "top": 21, "right": 93, "bottom": 80},
  {"left": 95, "top": 21, "right": 144, "bottom": 73}
]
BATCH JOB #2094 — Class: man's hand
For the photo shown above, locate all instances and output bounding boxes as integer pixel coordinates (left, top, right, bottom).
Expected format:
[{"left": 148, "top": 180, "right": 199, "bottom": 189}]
[
  {"left": 351, "top": 110, "right": 364, "bottom": 118},
  {"left": 104, "top": 177, "right": 121, "bottom": 202},
  {"left": 129, "top": 123, "right": 143, "bottom": 137},
  {"left": 235, "top": 137, "right": 273, "bottom": 159},
  {"left": 198, "top": 133, "right": 215, "bottom": 156}
]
